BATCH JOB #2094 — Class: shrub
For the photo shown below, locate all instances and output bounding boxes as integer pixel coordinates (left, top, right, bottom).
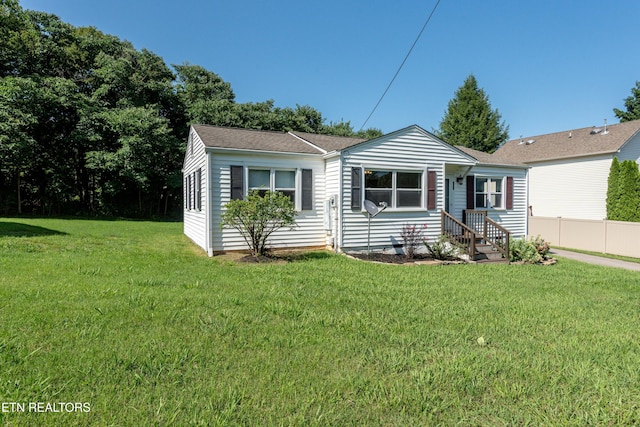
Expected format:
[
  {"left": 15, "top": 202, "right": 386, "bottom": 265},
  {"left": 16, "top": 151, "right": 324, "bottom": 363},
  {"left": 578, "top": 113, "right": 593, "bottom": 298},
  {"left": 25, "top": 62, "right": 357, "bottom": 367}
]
[
  {"left": 425, "top": 235, "right": 466, "bottom": 260},
  {"left": 607, "top": 157, "right": 640, "bottom": 222},
  {"left": 509, "top": 236, "right": 551, "bottom": 263},
  {"left": 401, "top": 223, "right": 427, "bottom": 258},
  {"left": 220, "top": 190, "right": 296, "bottom": 257},
  {"left": 529, "top": 234, "right": 550, "bottom": 257}
]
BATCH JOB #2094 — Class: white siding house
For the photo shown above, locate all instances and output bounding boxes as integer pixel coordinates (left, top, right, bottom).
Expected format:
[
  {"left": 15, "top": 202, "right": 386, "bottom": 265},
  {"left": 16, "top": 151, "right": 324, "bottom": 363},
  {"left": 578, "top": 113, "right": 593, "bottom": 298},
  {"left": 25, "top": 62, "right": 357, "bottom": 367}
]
[
  {"left": 183, "top": 124, "right": 528, "bottom": 256},
  {"left": 495, "top": 119, "right": 640, "bottom": 221}
]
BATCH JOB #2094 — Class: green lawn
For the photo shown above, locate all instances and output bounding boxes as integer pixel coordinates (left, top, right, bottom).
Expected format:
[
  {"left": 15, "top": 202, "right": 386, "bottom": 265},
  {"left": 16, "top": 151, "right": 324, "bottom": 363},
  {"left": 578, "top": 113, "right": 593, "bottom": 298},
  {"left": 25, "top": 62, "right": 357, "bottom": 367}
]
[{"left": 1, "top": 218, "right": 640, "bottom": 426}]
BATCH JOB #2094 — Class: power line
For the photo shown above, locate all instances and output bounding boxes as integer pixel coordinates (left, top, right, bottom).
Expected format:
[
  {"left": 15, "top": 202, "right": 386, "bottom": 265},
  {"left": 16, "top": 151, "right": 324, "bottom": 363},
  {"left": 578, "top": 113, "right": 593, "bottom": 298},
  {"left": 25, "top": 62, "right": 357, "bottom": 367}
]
[{"left": 359, "top": 0, "right": 443, "bottom": 132}]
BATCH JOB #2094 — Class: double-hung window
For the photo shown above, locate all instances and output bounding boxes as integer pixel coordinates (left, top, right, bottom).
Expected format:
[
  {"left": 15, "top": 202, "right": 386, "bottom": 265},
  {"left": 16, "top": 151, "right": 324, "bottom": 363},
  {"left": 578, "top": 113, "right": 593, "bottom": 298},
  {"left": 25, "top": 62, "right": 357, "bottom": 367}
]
[
  {"left": 364, "top": 169, "right": 423, "bottom": 209},
  {"left": 475, "top": 177, "right": 503, "bottom": 209},
  {"left": 248, "top": 169, "right": 296, "bottom": 203}
]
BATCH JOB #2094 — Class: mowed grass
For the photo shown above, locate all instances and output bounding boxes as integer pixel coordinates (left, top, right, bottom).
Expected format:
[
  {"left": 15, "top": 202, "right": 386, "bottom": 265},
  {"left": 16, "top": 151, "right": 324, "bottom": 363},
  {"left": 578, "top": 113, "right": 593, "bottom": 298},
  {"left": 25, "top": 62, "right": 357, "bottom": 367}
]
[{"left": 1, "top": 218, "right": 640, "bottom": 426}]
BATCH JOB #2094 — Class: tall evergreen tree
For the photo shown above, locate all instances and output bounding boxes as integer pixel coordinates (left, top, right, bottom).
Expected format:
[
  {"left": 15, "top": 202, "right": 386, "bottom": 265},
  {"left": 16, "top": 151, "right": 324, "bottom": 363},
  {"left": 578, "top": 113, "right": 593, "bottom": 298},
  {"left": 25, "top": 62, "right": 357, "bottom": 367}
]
[
  {"left": 606, "top": 156, "right": 621, "bottom": 220},
  {"left": 614, "top": 81, "right": 640, "bottom": 122},
  {"left": 607, "top": 157, "right": 640, "bottom": 222},
  {"left": 436, "top": 74, "right": 509, "bottom": 153},
  {"left": 618, "top": 160, "right": 640, "bottom": 222}
]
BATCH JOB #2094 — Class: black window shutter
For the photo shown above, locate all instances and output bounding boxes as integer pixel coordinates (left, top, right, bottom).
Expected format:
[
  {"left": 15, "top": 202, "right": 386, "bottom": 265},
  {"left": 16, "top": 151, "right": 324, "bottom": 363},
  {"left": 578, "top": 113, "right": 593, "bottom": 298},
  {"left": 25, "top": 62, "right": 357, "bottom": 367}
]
[
  {"left": 192, "top": 172, "right": 197, "bottom": 210},
  {"left": 466, "top": 175, "right": 475, "bottom": 210},
  {"left": 196, "top": 168, "right": 202, "bottom": 211},
  {"left": 427, "top": 170, "right": 437, "bottom": 210},
  {"left": 351, "top": 167, "right": 362, "bottom": 210},
  {"left": 506, "top": 176, "right": 514, "bottom": 210},
  {"left": 301, "top": 169, "right": 313, "bottom": 210},
  {"left": 188, "top": 174, "right": 192, "bottom": 210},
  {"left": 230, "top": 165, "right": 243, "bottom": 200},
  {"left": 184, "top": 177, "right": 188, "bottom": 209}
]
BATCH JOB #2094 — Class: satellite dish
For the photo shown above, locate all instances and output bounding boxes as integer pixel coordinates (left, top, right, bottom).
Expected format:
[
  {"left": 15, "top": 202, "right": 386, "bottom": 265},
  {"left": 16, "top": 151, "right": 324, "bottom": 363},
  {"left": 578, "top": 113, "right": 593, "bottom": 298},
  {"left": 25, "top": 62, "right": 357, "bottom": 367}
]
[
  {"left": 363, "top": 200, "right": 387, "bottom": 254},
  {"left": 364, "top": 200, "right": 381, "bottom": 217}
]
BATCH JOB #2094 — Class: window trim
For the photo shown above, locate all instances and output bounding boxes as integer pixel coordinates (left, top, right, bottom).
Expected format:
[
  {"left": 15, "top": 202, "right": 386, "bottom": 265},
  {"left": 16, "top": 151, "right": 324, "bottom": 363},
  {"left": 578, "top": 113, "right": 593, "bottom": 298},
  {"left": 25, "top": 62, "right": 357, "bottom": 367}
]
[
  {"left": 362, "top": 168, "right": 425, "bottom": 210},
  {"left": 185, "top": 169, "right": 202, "bottom": 212},
  {"left": 244, "top": 167, "right": 313, "bottom": 211},
  {"left": 473, "top": 175, "right": 506, "bottom": 210}
]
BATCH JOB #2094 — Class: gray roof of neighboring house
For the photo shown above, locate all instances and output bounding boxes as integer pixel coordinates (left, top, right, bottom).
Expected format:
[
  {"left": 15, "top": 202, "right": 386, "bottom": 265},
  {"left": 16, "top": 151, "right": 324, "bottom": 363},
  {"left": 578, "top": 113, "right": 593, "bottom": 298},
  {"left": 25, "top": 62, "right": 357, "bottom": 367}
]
[
  {"left": 494, "top": 119, "right": 640, "bottom": 163},
  {"left": 192, "top": 124, "right": 366, "bottom": 155},
  {"left": 455, "top": 146, "right": 526, "bottom": 167}
]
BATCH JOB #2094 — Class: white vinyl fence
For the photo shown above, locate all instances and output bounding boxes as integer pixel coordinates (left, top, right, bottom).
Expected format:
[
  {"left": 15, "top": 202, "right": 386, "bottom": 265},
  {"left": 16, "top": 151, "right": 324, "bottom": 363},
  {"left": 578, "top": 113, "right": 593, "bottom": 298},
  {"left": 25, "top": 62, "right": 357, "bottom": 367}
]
[{"left": 529, "top": 216, "right": 640, "bottom": 258}]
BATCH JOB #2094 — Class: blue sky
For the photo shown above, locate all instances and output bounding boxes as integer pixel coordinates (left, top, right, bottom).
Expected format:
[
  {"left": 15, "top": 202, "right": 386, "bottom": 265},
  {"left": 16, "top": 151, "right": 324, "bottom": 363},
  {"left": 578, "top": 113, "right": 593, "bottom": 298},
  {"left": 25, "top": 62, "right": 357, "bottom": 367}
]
[{"left": 19, "top": 0, "right": 640, "bottom": 139}]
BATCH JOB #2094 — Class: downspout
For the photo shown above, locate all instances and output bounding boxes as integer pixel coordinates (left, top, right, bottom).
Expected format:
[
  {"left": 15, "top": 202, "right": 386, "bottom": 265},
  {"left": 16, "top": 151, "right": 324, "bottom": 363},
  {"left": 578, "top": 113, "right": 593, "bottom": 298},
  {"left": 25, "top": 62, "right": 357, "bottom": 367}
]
[
  {"left": 525, "top": 166, "right": 530, "bottom": 238},
  {"left": 205, "top": 151, "right": 213, "bottom": 257},
  {"left": 337, "top": 153, "right": 344, "bottom": 252}
]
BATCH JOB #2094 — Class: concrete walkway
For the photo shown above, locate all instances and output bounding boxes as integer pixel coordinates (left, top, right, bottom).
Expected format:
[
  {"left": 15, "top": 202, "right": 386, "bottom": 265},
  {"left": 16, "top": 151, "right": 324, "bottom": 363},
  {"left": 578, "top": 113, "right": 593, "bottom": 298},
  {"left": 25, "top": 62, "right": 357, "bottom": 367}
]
[{"left": 550, "top": 249, "right": 640, "bottom": 272}]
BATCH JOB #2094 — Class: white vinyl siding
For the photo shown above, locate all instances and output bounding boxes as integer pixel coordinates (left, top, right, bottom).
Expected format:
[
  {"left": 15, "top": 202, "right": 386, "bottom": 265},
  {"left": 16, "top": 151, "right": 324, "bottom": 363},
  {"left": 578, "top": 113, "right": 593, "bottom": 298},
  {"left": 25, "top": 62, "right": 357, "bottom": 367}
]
[
  {"left": 324, "top": 156, "right": 341, "bottom": 246},
  {"left": 211, "top": 152, "right": 326, "bottom": 252},
  {"left": 183, "top": 129, "right": 208, "bottom": 252},
  {"left": 340, "top": 127, "right": 476, "bottom": 250},
  {"left": 618, "top": 133, "right": 640, "bottom": 165},
  {"left": 528, "top": 155, "right": 611, "bottom": 220}
]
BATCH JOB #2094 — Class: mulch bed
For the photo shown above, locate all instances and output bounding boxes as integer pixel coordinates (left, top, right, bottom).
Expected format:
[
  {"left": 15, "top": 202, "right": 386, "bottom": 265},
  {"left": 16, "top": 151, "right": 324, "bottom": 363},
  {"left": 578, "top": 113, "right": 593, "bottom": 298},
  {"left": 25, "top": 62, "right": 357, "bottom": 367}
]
[{"left": 347, "top": 252, "right": 460, "bottom": 264}]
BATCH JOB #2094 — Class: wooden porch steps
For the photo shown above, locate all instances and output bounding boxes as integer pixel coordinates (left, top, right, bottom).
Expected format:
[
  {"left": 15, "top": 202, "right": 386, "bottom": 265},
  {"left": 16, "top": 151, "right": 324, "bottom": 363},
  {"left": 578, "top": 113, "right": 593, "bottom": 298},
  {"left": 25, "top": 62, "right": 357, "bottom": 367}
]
[
  {"left": 474, "top": 243, "right": 508, "bottom": 264},
  {"left": 441, "top": 210, "right": 510, "bottom": 264}
]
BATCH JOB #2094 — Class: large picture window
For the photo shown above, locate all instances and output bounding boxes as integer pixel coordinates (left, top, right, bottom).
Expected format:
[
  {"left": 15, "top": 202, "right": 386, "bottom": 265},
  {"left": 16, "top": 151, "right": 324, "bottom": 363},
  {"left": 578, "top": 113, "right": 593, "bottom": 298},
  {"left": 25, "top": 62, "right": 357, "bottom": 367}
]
[{"left": 364, "top": 170, "right": 423, "bottom": 208}]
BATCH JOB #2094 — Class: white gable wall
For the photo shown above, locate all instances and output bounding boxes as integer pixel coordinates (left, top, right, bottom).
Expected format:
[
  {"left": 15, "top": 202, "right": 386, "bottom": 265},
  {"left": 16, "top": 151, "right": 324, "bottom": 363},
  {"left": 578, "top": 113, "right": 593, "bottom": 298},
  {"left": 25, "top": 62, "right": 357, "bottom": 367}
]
[
  {"left": 618, "top": 132, "right": 640, "bottom": 164},
  {"left": 528, "top": 154, "right": 612, "bottom": 220},
  {"left": 340, "top": 127, "right": 475, "bottom": 250},
  {"left": 210, "top": 151, "right": 327, "bottom": 252},
  {"left": 183, "top": 129, "right": 208, "bottom": 252}
]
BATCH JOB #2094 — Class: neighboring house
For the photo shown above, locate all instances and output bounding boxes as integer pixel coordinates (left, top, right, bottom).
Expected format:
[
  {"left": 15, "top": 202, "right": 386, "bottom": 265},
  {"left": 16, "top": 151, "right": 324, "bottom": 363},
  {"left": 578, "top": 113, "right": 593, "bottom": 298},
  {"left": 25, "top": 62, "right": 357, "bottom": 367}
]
[
  {"left": 183, "top": 124, "right": 528, "bottom": 257},
  {"left": 495, "top": 119, "right": 640, "bottom": 220}
]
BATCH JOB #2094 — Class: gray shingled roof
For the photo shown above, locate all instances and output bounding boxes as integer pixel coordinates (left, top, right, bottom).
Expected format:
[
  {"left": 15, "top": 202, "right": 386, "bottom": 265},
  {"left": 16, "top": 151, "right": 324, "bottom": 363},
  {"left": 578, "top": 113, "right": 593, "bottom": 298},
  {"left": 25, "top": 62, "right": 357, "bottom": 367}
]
[
  {"left": 494, "top": 119, "right": 640, "bottom": 163},
  {"left": 455, "top": 146, "right": 526, "bottom": 167},
  {"left": 292, "top": 131, "right": 367, "bottom": 152},
  {"left": 192, "top": 125, "right": 366, "bottom": 155}
]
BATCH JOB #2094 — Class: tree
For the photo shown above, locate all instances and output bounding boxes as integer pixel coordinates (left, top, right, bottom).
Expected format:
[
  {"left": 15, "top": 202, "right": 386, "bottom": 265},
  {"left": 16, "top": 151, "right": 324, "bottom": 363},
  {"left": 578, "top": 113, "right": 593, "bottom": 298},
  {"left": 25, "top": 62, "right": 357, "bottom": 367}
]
[
  {"left": 86, "top": 106, "right": 183, "bottom": 216},
  {"left": 0, "top": 77, "right": 37, "bottom": 213},
  {"left": 606, "top": 157, "right": 622, "bottom": 220},
  {"left": 220, "top": 190, "right": 297, "bottom": 257},
  {"left": 614, "top": 81, "right": 640, "bottom": 122},
  {"left": 436, "top": 74, "right": 509, "bottom": 153},
  {"left": 607, "top": 157, "right": 640, "bottom": 222}
]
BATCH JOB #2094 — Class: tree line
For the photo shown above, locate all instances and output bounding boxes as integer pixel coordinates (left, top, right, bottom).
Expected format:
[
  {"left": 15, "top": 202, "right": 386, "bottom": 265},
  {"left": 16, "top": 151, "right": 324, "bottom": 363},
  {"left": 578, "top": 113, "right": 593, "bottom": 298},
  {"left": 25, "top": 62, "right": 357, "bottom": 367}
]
[
  {"left": 4, "top": 0, "right": 640, "bottom": 218},
  {"left": 0, "top": 0, "right": 381, "bottom": 217}
]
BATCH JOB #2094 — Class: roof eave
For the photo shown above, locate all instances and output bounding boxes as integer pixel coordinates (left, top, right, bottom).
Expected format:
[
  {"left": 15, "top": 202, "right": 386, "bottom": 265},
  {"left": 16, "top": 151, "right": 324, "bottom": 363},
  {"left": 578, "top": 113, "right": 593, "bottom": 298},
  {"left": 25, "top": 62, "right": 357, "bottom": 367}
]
[
  {"left": 204, "top": 146, "right": 323, "bottom": 157},
  {"left": 520, "top": 150, "right": 618, "bottom": 164}
]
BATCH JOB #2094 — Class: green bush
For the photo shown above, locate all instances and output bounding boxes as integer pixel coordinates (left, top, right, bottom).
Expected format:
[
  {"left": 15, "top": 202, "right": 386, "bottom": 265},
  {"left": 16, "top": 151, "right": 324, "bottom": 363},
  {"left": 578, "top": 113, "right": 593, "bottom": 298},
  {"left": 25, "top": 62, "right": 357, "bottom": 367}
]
[
  {"left": 607, "top": 156, "right": 640, "bottom": 222},
  {"left": 529, "top": 234, "right": 550, "bottom": 257},
  {"left": 425, "top": 235, "right": 466, "bottom": 260},
  {"left": 509, "top": 237, "right": 543, "bottom": 263},
  {"left": 220, "top": 190, "right": 296, "bottom": 256}
]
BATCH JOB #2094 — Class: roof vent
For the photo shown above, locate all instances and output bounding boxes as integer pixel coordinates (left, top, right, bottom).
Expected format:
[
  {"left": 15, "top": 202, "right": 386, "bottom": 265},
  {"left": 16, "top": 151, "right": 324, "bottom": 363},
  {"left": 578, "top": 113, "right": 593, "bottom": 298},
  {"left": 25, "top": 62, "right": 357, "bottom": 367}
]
[
  {"left": 591, "top": 127, "right": 602, "bottom": 135},
  {"left": 525, "top": 139, "right": 535, "bottom": 145},
  {"left": 603, "top": 118, "right": 608, "bottom": 135}
]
